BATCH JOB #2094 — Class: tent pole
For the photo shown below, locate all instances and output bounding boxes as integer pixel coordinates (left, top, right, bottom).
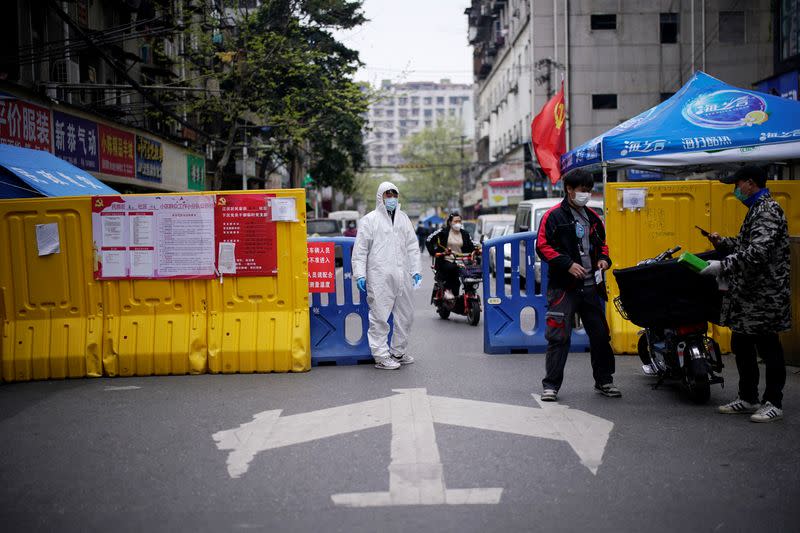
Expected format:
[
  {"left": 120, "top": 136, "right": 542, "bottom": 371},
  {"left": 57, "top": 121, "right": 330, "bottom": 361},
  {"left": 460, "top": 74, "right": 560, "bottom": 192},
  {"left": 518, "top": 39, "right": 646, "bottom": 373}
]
[{"left": 602, "top": 162, "right": 608, "bottom": 214}]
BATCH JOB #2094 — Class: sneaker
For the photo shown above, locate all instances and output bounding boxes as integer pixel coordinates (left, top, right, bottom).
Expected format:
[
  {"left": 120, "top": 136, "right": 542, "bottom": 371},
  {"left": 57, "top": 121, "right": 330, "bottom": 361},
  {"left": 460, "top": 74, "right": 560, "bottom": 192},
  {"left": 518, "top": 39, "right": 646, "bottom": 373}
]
[
  {"left": 374, "top": 357, "right": 401, "bottom": 370},
  {"left": 391, "top": 353, "right": 415, "bottom": 365},
  {"left": 595, "top": 383, "right": 622, "bottom": 398},
  {"left": 540, "top": 389, "right": 558, "bottom": 402},
  {"left": 718, "top": 396, "right": 760, "bottom": 414},
  {"left": 750, "top": 401, "right": 783, "bottom": 423}
]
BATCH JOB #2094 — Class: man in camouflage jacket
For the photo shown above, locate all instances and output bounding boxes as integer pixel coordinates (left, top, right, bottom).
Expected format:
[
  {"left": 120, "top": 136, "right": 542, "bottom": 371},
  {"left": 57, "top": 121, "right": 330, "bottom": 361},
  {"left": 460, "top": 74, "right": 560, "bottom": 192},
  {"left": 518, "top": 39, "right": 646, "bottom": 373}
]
[{"left": 701, "top": 165, "right": 791, "bottom": 423}]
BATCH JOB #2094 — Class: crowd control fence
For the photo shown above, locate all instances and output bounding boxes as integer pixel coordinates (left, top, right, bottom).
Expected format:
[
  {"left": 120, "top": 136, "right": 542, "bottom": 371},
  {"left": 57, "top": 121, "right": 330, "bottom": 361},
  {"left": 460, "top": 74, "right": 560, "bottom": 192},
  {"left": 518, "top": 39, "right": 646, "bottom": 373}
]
[
  {"left": 481, "top": 232, "right": 591, "bottom": 355},
  {"left": 307, "top": 237, "right": 375, "bottom": 366}
]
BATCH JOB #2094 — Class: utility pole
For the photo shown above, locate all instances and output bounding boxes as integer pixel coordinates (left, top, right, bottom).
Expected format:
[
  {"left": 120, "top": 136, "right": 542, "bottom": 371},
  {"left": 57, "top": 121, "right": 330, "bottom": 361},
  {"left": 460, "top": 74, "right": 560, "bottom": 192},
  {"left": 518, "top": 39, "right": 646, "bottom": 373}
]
[{"left": 241, "top": 127, "right": 248, "bottom": 191}]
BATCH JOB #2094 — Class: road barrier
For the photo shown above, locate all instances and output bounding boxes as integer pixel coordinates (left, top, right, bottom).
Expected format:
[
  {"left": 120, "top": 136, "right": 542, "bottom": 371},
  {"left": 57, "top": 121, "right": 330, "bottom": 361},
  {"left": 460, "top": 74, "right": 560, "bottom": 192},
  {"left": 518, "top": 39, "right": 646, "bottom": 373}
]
[
  {"left": 482, "top": 232, "right": 590, "bottom": 355},
  {"left": 307, "top": 237, "right": 374, "bottom": 366},
  {"left": 0, "top": 190, "right": 310, "bottom": 382}
]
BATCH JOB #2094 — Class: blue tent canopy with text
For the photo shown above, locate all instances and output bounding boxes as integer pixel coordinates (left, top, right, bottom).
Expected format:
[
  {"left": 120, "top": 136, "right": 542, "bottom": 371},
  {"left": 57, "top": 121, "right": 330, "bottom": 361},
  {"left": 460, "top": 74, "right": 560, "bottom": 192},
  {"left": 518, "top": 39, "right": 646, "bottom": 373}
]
[{"left": 561, "top": 71, "right": 800, "bottom": 175}]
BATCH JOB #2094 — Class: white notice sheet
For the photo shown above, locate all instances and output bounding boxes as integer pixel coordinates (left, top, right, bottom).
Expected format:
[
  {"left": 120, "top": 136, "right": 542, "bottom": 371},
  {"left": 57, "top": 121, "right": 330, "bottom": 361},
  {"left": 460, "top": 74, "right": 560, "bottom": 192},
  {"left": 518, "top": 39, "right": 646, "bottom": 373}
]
[
  {"left": 156, "top": 196, "right": 215, "bottom": 278},
  {"left": 35, "top": 223, "right": 60, "bottom": 256}
]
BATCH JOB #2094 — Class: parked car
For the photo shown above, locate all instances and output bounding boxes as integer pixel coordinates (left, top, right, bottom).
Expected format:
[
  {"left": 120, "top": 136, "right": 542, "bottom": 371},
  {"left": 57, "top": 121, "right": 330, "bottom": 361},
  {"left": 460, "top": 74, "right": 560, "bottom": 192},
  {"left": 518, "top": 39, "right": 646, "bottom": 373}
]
[
  {"left": 327, "top": 210, "right": 360, "bottom": 234},
  {"left": 514, "top": 198, "right": 604, "bottom": 292},
  {"left": 462, "top": 219, "right": 477, "bottom": 239},
  {"left": 474, "top": 213, "right": 515, "bottom": 244},
  {"left": 307, "top": 218, "right": 344, "bottom": 266},
  {"left": 487, "top": 224, "right": 513, "bottom": 278}
]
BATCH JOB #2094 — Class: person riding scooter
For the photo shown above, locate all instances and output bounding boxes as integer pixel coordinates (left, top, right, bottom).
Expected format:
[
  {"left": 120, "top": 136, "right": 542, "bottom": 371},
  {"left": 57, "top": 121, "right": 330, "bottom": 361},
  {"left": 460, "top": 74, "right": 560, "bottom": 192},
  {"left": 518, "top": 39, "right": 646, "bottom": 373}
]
[{"left": 425, "top": 212, "right": 477, "bottom": 300}]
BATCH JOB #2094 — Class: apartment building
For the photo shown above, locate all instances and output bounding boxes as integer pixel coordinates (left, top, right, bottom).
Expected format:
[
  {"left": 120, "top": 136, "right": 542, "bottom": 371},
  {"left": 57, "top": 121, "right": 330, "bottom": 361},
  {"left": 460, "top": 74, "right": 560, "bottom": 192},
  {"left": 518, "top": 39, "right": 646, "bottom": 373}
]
[
  {"left": 465, "top": 0, "right": 774, "bottom": 212},
  {"left": 365, "top": 79, "right": 474, "bottom": 168}
]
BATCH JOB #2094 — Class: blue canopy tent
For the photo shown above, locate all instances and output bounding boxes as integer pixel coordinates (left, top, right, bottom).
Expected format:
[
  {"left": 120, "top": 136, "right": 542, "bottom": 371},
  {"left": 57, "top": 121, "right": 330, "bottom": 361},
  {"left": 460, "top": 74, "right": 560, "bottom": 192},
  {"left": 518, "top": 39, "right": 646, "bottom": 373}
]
[
  {"left": 419, "top": 214, "right": 445, "bottom": 228},
  {"left": 561, "top": 71, "right": 800, "bottom": 178},
  {"left": 0, "top": 144, "right": 118, "bottom": 198}
]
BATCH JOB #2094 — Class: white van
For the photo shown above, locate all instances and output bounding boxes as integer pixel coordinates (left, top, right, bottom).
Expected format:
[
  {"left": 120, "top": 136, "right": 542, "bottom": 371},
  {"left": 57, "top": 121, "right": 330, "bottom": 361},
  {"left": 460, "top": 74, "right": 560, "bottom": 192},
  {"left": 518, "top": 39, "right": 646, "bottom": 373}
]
[
  {"left": 327, "top": 210, "right": 360, "bottom": 233},
  {"left": 474, "top": 213, "right": 516, "bottom": 244},
  {"left": 513, "top": 197, "right": 603, "bottom": 291}
]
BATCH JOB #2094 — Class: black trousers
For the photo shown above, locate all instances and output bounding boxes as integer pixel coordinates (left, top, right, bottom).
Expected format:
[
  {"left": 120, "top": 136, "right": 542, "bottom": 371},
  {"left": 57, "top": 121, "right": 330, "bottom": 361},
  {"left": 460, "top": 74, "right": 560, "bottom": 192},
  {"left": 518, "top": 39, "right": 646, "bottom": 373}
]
[
  {"left": 731, "top": 332, "right": 786, "bottom": 408},
  {"left": 435, "top": 259, "right": 461, "bottom": 295},
  {"left": 542, "top": 285, "right": 615, "bottom": 391}
]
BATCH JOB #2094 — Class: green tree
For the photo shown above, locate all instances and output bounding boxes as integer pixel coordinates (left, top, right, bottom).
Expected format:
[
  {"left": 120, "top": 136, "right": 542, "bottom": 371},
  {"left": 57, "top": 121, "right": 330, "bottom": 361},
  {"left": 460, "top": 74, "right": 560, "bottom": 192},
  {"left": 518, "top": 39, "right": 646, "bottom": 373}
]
[
  {"left": 400, "top": 119, "right": 470, "bottom": 208},
  {"left": 180, "top": 0, "right": 369, "bottom": 191}
]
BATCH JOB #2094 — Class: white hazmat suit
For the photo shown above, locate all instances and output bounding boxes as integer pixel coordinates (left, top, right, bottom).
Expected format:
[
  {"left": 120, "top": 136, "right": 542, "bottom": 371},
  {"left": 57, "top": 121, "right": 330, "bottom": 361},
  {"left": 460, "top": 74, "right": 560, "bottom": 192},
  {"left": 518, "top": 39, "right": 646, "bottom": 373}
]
[{"left": 352, "top": 182, "right": 421, "bottom": 361}]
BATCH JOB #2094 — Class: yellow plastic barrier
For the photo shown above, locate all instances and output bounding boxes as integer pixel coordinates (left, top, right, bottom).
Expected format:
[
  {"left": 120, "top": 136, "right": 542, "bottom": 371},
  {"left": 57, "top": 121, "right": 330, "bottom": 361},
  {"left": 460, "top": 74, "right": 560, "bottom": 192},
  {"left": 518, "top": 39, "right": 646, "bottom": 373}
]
[
  {"left": 1, "top": 189, "right": 310, "bottom": 382},
  {"left": 606, "top": 180, "right": 800, "bottom": 354},
  {"left": 206, "top": 189, "right": 310, "bottom": 374},
  {"left": 0, "top": 197, "right": 103, "bottom": 381}
]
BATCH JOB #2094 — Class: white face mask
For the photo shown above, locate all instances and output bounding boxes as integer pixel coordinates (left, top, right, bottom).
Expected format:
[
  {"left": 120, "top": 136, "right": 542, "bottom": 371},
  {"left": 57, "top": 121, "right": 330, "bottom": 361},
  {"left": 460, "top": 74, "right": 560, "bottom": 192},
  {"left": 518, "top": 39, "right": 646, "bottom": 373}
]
[
  {"left": 451, "top": 223, "right": 463, "bottom": 231},
  {"left": 572, "top": 191, "right": 591, "bottom": 207}
]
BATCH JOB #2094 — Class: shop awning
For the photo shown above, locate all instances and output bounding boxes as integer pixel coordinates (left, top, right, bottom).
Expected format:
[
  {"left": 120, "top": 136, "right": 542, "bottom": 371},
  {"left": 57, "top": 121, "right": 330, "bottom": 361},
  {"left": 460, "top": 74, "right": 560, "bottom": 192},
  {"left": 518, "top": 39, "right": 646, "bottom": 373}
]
[{"left": 0, "top": 144, "right": 118, "bottom": 198}]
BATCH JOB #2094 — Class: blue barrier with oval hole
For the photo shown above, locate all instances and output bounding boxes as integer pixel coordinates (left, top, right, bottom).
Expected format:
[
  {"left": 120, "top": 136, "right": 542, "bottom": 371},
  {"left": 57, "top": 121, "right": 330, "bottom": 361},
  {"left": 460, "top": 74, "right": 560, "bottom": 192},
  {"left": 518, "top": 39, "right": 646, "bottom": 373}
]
[
  {"left": 482, "top": 232, "right": 591, "bottom": 354},
  {"left": 308, "top": 237, "right": 373, "bottom": 365}
]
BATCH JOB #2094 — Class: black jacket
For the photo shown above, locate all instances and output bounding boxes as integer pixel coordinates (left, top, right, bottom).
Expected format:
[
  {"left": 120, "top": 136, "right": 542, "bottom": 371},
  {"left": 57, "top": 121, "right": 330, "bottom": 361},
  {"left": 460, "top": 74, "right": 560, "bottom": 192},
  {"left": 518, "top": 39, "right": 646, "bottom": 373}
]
[
  {"left": 426, "top": 227, "right": 476, "bottom": 257},
  {"left": 535, "top": 198, "right": 611, "bottom": 296}
]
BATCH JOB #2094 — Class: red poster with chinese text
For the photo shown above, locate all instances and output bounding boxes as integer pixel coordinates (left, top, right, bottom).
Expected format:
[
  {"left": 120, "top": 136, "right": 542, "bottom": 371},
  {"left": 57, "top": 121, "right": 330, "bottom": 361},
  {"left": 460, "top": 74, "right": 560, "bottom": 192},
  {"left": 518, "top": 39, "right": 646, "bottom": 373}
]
[
  {"left": 0, "top": 96, "right": 52, "bottom": 151},
  {"left": 98, "top": 124, "right": 135, "bottom": 177},
  {"left": 215, "top": 194, "right": 278, "bottom": 276},
  {"left": 307, "top": 242, "right": 335, "bottom": 293}
]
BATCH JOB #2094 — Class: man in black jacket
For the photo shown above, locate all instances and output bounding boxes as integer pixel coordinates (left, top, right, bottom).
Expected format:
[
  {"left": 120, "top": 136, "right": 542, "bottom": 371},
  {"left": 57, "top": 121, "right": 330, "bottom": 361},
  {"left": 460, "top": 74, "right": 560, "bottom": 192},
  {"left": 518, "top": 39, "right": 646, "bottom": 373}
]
[{"left": 535, "top": 170, "right": 619, "bottom": 401}]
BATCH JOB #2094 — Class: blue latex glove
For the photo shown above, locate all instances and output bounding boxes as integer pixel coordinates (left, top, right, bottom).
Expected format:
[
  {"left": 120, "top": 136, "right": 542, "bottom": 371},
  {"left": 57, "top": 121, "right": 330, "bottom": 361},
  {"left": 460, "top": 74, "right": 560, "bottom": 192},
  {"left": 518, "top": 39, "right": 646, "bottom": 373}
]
[
  {"left": 412, "top": 273, "right": 422, "bottom": 288},
  {"left": 356, "top": 277, "right": 366, "bottom": 292}
]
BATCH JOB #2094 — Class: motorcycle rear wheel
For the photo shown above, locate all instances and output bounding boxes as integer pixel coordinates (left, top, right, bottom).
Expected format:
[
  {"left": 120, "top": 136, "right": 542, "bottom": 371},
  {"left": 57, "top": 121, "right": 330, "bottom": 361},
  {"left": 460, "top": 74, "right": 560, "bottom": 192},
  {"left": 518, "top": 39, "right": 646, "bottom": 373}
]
[
  {"left": 468, "top": 306, "right": 481, "bottom": 326},
  {"left": 686, "top": 376, "right": 711, "bottom": 404},
  {"left": 637, "top": 334, "right": 653, "bottom": 366},
  {"left": 437, "top": 308, "right": 451, "bottom": 320}
]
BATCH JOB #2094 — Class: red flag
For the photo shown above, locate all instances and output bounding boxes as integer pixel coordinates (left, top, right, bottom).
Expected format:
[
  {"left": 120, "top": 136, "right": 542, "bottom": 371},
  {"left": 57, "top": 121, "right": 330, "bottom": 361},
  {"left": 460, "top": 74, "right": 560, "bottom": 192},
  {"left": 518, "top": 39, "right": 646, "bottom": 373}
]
[{"left": 531, "top": 82, "right": 567, "bottom": 184}]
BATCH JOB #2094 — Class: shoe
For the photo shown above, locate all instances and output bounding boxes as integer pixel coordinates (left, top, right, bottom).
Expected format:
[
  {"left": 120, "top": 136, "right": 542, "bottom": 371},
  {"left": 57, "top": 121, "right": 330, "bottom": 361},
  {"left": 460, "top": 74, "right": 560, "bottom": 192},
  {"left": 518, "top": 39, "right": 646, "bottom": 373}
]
[
  {"left": 718, "top": 396, "right": 760, "bottom": 414},
  {"left": 391, "top": 353, "right": 415, "bottom": 365},
  {"left": 540, "top": 389, "right": 558, "bottom": 402},
  {"left": 750, "top": 401, "right": 783, "bottom": 423},
  {"left": 374, "top": 357, "right": 401, "bottom": 370},
  {"left": 595, "top": 383, "right": 622, "bottom": 398}
]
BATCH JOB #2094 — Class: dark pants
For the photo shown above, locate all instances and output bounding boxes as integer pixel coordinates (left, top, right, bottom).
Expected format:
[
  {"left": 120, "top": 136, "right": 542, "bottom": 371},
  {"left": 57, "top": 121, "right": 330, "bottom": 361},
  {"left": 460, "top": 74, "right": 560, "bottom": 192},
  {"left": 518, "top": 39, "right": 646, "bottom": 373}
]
[
  {"left": 731, "top": 332, "right": 786, "bottom": 408},
  {"left": 436, "top": 259, "right": 461, "bottom": 295},
  {"left": 542, "top": 285, "right": 615, "bottom": 391}
]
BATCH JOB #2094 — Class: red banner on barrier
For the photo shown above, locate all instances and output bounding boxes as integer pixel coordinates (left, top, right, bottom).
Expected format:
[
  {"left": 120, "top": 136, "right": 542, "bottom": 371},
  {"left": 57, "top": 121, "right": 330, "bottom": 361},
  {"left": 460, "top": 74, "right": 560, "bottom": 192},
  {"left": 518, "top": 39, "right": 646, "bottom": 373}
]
[
  {"left": 307, "top": 242, "right": 335, "bottom": 293},
  {"left": 214, "top": 194, "right": 277, "bottom": 276}
]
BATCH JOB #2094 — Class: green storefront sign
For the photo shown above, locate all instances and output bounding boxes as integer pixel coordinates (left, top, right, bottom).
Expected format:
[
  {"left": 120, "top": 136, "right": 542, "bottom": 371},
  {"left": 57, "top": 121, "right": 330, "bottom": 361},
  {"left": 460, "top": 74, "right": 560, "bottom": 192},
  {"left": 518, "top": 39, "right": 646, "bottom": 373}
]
[{"left": 187, "top": 154, "right": 205, "bottom": 191}]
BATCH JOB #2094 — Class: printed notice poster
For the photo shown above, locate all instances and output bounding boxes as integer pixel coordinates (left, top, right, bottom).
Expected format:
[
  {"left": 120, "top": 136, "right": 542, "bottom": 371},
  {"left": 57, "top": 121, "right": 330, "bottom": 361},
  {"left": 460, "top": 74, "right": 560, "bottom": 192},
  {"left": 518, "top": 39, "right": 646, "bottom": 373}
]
[
  {"left": 307, "top": 242, "right": 335, "bottom": 293},
  {"left": 98, "top": 124, "right": 135, "bottom": 178},
  {"left": 215, "top": 194, "right": 278, "bottom": 276},
  {"left": 156, "top": 196, "right": 215, "bottom": 278},
  {"left": 91, "top": 195, "right": 215, "bottom": 279}
]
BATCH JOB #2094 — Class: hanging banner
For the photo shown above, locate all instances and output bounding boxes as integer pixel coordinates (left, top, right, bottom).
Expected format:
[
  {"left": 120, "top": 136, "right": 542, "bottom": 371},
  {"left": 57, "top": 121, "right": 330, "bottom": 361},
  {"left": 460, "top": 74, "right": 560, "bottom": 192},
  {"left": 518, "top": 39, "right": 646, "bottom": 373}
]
[
  {"left": 53, "top": 111, "right": 99, "bottom": 171},
  {"left": 136, "top": 135, "right": 163, "bottom": 183},
  {"left": 214, "top": 194, "right": 278, "bottom": 276},
  {"left": 307, "top": 242, "right": 335, "bottom": 293},
  {"left": 98, "top": 124, "right": 135, "bottom": 178},
  {"left": 187, "top": 153, "right": 205, "bottom": 191},
  {"left": 0, "top": 94, "right": 52, "bottom": 151},
  {"left": 92, "top": 195, "right": 215, "bottom": 279}
]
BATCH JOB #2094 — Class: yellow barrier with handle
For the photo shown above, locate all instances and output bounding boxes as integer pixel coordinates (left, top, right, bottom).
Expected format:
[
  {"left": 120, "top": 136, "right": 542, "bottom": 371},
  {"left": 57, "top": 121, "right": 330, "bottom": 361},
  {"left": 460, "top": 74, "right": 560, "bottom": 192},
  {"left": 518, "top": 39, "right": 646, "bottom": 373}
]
[
  {"left": 0, "top": 197, "right": 103, "bottom": 381},
  {"left": 606, "top": 180, "right": 800, "bottom": 354},
  {"left": 0, "top": 189, "right": 310, "bottom": 382}
]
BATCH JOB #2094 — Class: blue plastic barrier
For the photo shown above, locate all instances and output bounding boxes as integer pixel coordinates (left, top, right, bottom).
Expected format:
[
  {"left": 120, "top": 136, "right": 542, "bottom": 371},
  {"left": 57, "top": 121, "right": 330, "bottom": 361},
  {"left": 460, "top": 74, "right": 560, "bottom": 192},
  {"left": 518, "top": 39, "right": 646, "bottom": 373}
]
[
  {"left": 482, "top": 233, "right": 591, "bottom": 354},
  {"left": 307, "top": 237, "right": 373, "bottom": 366}
]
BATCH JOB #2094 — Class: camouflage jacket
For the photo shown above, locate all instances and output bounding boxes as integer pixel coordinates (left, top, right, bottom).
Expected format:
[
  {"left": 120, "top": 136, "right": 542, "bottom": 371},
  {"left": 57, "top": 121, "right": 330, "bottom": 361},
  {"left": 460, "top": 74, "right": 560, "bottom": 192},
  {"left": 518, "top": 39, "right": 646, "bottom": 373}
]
[{"left": 716, "top": 191, "right": 791, "bottom": 334}]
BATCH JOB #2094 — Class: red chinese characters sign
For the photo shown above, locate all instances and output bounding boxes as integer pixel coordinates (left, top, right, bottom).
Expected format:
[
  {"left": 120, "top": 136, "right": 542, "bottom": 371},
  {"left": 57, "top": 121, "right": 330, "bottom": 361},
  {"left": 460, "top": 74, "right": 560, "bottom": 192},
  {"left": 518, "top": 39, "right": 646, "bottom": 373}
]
[
  {"left": 0, "top": 96, "right": 51, "bottom": 151},
  {"left": 307, "top": 242, "right": 335, "bottom": 293},
  {"left": 214, "top": 194, "right": 278, "bottom": 276},
  {"left": 98, "top": 124, "right": 135, "bottom": 177}
]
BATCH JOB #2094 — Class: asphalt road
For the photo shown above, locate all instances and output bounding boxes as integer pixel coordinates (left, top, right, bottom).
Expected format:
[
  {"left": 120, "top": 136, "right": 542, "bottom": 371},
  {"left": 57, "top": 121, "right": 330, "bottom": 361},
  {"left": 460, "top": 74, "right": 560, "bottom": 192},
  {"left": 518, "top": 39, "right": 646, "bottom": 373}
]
[{"left": 1, "top": 265, "right": 799, "bottom": 532}]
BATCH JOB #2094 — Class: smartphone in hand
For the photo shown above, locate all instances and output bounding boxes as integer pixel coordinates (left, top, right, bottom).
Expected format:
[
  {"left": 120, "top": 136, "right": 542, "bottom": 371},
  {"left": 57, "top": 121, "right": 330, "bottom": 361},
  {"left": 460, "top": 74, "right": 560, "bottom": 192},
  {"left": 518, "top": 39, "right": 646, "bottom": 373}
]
[{"left": 695, "top": 225, "right": 710, "bottom": 237}]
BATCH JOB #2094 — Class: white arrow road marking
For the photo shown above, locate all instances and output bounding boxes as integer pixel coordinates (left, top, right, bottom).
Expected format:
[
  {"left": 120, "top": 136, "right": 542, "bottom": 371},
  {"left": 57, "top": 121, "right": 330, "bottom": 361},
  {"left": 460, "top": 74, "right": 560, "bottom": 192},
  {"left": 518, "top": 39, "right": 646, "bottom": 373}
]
[{"left": 212, "top": 388, "right": 614, "bottom": 506}]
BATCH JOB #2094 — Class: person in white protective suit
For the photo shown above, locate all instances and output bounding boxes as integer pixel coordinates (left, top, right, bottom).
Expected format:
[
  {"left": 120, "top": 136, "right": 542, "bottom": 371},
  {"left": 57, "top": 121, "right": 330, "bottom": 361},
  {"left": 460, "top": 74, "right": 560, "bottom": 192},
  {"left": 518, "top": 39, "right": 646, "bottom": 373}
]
[{"left": 352, "top": 182, "right": 422, "bottom": 369}]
